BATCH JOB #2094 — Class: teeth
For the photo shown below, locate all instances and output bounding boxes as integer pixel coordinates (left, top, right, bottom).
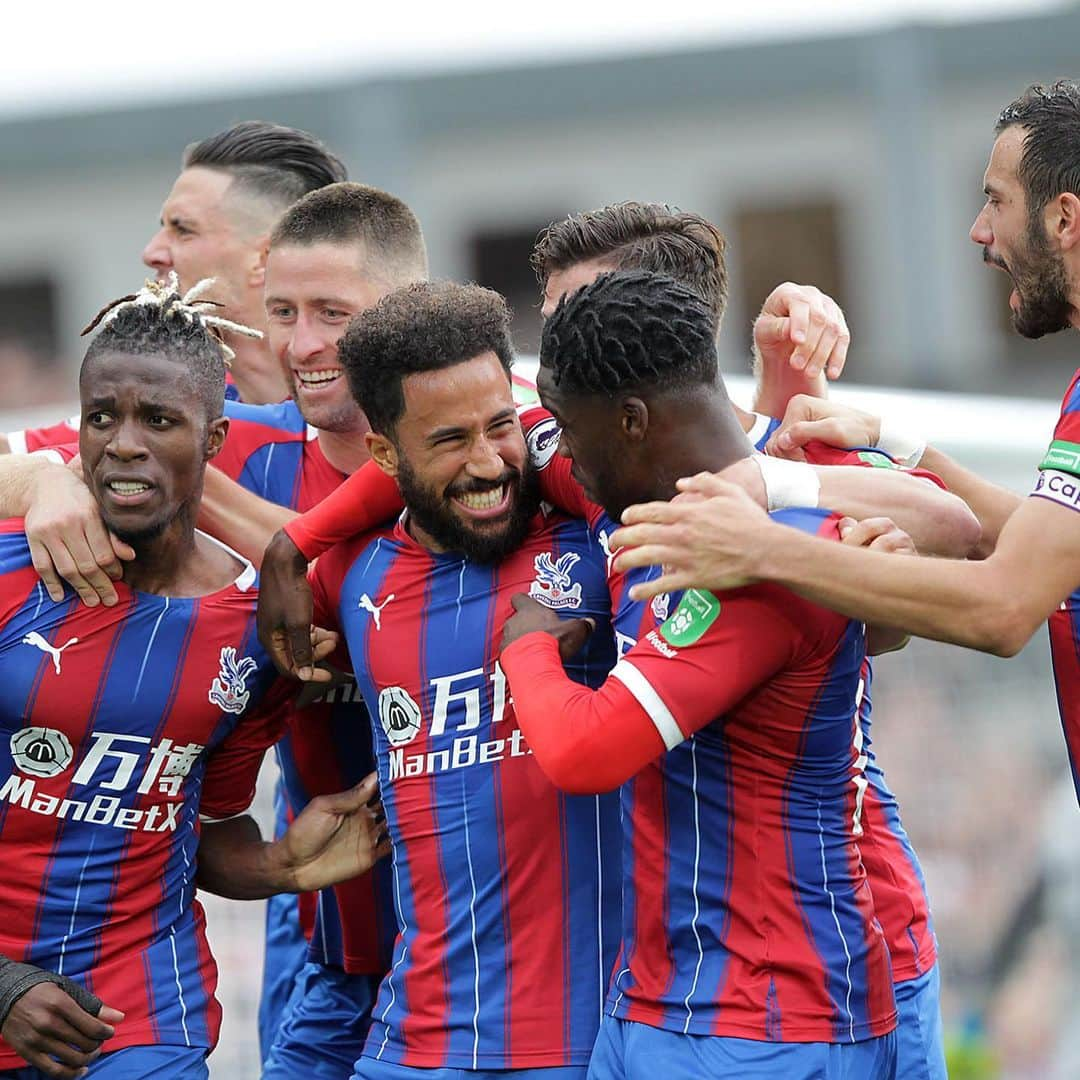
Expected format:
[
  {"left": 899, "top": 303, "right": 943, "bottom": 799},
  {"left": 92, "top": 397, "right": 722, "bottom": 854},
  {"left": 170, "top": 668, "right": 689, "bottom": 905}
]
[
  {"left": 457, "top": 486, "right": 505, "bottom": 511},
  {"left": 296, "top": 370, "right": 341, "bottom": 387},
  {"left": 109, "top": 481, "right": 149, "bottom": 494}
]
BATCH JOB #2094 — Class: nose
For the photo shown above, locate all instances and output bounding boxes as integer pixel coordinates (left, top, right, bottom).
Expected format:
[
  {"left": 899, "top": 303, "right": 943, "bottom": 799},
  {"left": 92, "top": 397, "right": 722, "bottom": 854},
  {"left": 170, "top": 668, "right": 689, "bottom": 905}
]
[
  {"left": 465, "top": 435, "right": 506, "bottom": 480},
  {"left": 142, "top": 228, "right": 172, "bottom": 274},
  {"left": 289, "top": 315, "right": 325, "bottom": 363},
  {"left": 970, "top": 207, "right": 992, "bottom": 247},
  {"left": 107, "top": 417, "right": 150, "bottom": 461}
]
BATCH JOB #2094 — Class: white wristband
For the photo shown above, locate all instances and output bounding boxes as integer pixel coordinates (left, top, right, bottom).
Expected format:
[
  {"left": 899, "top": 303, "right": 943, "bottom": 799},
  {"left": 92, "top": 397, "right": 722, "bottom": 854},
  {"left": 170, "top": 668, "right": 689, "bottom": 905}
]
[
  {"left": 754, "top": 454, "right": 821, "bottom": 511},
  {"left": 876, "top": 416, "right": 926, "bottom": 468}
]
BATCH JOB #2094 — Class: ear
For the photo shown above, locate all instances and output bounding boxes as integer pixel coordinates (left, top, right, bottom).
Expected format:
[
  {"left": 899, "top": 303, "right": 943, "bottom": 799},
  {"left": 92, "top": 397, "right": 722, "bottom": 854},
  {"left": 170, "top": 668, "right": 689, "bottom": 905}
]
[
  {"left": 1054, "top": 192, "right": 1080, "bottom": 253},
  {"left": 366, "top": 431, "right": 399, "bottom": 478},
  {"left": 248, "top": 235, "right": 271, "bottom": 289},
  {"left": 620, "top": 397, "right": 649, "bottom": 443},
  {"left": 205, "top": 416, "right": 229, "bottom": 461}
]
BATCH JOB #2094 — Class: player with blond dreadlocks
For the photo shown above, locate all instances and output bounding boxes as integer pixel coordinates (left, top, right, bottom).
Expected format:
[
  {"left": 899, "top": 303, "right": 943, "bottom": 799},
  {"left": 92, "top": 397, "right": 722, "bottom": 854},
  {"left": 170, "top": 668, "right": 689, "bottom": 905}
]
[{"left": 0, "top": 278, "right": 386, "bottom": 1080}]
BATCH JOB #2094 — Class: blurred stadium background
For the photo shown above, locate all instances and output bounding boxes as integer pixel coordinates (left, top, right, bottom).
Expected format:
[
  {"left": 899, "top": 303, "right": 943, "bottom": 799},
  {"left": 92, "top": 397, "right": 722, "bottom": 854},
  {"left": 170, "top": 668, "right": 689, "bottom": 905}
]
[{"left": 4, "top": 3, "right": 1080, "bottom": 1077}]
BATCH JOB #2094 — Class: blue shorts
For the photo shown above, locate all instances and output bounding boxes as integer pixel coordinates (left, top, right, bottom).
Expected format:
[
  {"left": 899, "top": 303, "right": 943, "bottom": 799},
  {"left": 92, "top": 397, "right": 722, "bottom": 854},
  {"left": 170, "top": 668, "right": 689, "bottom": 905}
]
[
  {"left": 257, "top": 782, "right": 310, "bottom": 1062},
  {"left": 894, "top": 964, "right": 946, "bottom": 1080},
  {"left": 352, "top": 1059, "right": 586, "bottom": 1080},
  {"left": 586, "top": 1016, "right": 896, "bottom": 1080},
  {"left": 263, "top": 963, "right": 383, "bottom": 1079},
  {"left": 2, "top": 1044, "right": 208, "bottom": 1079}
]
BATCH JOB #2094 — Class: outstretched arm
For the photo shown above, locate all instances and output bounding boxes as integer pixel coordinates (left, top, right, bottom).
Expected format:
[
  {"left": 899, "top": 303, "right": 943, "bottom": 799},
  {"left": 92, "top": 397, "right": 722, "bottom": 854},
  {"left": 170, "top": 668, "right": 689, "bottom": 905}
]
[
  {"left": 197, "top": 773, "right": 390, "bottom": 899},
  {"left": 766, "top": 394, "right": 1019, "bottom": 556},
  {"left": 724, "top": 449, "right": 980, "bottom": 558},
  {"left": 613, "top": 473, "right": 1080, "bottom": 657}
]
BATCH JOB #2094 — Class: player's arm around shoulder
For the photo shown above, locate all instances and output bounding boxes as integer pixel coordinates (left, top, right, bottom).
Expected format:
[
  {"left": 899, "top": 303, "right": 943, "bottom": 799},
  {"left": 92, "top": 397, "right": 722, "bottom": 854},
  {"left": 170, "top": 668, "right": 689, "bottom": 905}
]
[
  {"left": 499, "top": 582, "right": 801, "bottom": 793},
  {"left": 0, "top": 451, "right": 135, "bottom": 608}
]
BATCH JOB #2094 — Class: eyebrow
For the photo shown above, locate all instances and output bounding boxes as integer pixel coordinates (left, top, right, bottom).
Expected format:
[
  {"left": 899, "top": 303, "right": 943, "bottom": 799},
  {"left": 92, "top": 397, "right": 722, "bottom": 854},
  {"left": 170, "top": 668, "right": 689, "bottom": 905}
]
[
  {"left": 265, "top": 295, "right": 352, "bottom": 308},
  {"left": 427, "top": 407, "right": 517, "bottom": 443},
  {"left": 84, "top": 396, "right": 180, "bottom": 414}
]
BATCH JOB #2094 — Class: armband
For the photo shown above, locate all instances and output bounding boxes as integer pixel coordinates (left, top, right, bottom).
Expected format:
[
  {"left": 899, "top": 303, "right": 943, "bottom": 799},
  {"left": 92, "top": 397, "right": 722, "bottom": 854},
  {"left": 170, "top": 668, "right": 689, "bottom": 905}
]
[
  {"left": 0, "top": 954, "right": 103, "bottom": 1027},
  {"left": 876, "top": 416, "right": 926, "bottom": 468},
  {"left": 755, "top": 455, "right": 820, "bottom": 511}
]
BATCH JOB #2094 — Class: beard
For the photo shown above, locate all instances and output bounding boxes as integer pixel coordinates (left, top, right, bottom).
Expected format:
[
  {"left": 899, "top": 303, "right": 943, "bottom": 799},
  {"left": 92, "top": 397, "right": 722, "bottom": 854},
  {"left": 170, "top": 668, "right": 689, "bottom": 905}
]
[
  {"left": 986, "top": 219, "right": 1073, "bottom": 339},
  {"left": 396, "top": 453, "right": 540, "bottom": 564},
  {"left": 102, "top": 513, "right": 172, "bottom": 548}
]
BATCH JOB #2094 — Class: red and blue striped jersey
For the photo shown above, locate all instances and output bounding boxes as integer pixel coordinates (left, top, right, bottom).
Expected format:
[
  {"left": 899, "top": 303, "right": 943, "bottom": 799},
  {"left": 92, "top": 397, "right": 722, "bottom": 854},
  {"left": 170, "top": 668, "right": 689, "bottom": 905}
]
[
  {"left": 214, "top": 398, "right": 396, "bottom": 975},
  {"left": 1033, "top": 369, "right": 1080, "bottom": 802},
  {"left": 309, "top": 511, "right": 622, "bottom": 1070},
  {"left": 528, "top": 406, "right": 937, "bottom": 988},
  {"left": 505, "top": 447, "right": 896, "bottom": 1042},
  {"left": 744, "top": 433, "right": 938, "bottom": 984},
  {"left": 279, "top": 400, "right": 939, "bottom": 988},
  {"left": 0, "top": 520, "right": 281, "bottom": 1068}
]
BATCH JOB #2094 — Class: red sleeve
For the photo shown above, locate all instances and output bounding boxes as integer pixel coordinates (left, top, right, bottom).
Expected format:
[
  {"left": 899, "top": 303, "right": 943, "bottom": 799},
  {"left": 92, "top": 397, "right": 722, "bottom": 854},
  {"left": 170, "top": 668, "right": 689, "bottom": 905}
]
[
  {"left": 199, "top": 681, "right": 291, "bottom": 819},
  {"left": 284, "top": 461, "right": 404, "bottom": 560},
  {"left": 500, "top": 584, "right": 809, "bottom": 794},
  {"left": 801, "top": 440, "right": 947, "bottom": 490},
  {"left": 7, "top": 417, "right": 79, "bottom": 454},
  {"left": 518, "top": 403, "right": 601, "bottom": 521}
]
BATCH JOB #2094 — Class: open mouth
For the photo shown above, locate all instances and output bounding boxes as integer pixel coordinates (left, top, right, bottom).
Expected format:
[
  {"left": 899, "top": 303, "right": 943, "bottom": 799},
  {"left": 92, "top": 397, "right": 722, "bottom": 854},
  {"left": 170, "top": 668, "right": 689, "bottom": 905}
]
[
  {"left": 103, "top": 478, "right": 155, "bottom": 505},
  {"left": 451, "top": 483, "right": 512, "bottom": 520},
  {"left": 294, "top": 369, "right": 343, "bottom": 391},
  {"left": 983, "top": 251, "right": 1020, "bottom": 309}
]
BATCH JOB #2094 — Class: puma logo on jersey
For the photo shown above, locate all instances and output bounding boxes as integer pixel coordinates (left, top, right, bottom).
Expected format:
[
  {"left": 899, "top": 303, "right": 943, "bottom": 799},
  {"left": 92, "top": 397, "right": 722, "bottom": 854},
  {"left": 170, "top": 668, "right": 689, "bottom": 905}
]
[
  {"left": 598, "top": 530, "right": 618, "bottom": 577},
  {"left": 359, "top": 593, "right": 395, "bottom": 631},
  {"left": 22, "top": 632, "right": 79, "bottom": 675}
]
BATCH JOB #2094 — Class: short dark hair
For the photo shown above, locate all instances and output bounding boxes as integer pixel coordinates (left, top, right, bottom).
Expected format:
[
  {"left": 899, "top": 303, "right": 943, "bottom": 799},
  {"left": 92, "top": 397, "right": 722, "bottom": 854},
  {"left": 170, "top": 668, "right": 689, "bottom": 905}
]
[
  {"left": 80, "top": 284, "right": 228, "bottom": 421},
  {"left": 540, "top": 269, "right": 717, "bottom": 397},
  {"left": 183, "top": 120, "right": 347, "bottom": 219},
  {"left": 532, "top": 202, "right": 728, "bottom": 327},
  {"left": 996, "top": 81, "right": 1080, "bottom": 217},
  {"left": 339, "top": 281, "right": 514, "bottom": 434},
  {"left": 270, "top": 182, "right": 429, "bottom": 284}
]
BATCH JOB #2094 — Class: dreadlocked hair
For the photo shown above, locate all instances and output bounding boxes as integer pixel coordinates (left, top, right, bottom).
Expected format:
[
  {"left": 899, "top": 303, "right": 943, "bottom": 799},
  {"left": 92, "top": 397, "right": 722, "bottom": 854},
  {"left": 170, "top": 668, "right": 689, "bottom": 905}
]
[
  {"left": 540, "top": 269, "right": 718, "bottom": 397},
  {"left": 80, "top": 273, "right": 261, "bottom": 421}
]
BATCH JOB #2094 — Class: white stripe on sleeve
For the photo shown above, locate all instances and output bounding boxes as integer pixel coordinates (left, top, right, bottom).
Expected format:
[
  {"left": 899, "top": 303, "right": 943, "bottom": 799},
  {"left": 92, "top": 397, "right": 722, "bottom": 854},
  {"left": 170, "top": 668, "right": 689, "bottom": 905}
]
[{"left": 609, "top": 658, "right": 685, "bottom": 750}]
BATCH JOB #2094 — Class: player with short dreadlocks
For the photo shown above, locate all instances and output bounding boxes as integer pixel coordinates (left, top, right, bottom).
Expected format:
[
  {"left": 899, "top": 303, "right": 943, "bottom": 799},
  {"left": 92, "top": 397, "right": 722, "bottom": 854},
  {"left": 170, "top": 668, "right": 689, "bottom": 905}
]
[
  {"left": 0, "top": 278, "right": 384, "bottom": 1080},
  {"left": 496, "top": 268, "right": 903, "bottom": 1077},
  {"left": 495, "top": 267, "right": 963, "bottom": 1078}
]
